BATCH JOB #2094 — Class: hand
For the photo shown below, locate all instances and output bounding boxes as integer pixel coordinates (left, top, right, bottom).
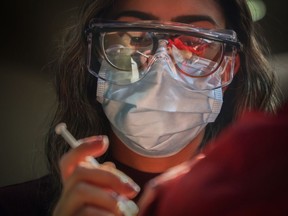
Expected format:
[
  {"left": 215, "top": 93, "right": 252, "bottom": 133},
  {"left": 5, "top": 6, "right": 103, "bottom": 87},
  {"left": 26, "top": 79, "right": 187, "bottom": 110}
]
[{"left": 53, "top": 136, "right": 140, "bottom": 216}]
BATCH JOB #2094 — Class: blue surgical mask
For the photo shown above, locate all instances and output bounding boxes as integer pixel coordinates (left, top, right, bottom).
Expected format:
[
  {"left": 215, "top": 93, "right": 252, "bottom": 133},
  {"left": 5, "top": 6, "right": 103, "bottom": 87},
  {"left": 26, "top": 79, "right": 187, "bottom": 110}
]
[{"left": 96, "top": 41, "right": 223, "bottom": 157}]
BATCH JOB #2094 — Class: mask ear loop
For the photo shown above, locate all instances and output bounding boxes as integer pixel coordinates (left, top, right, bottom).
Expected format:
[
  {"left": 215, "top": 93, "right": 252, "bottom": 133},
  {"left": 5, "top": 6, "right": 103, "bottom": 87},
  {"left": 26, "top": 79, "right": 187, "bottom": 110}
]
[
  {"left": 86, "top": 32, "right": 110, "bottom": 84},
  {"left": 86, "top": 32, "right": 106, "bottom": 103}
]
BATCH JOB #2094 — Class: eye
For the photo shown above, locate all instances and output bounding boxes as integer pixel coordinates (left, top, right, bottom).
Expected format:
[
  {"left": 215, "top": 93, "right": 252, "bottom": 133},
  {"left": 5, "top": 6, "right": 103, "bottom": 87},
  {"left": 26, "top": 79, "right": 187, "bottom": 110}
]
[
  {"left": 130, "top": 36, "right": 145, "bottom": 43},
  {"left": 125, "top": 32, "right": 153, "bottom": 47}
]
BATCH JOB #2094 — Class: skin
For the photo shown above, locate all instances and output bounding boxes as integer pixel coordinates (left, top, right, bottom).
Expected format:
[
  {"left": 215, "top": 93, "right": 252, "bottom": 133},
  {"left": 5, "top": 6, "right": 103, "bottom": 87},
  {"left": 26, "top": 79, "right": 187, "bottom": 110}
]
[{"left": 53, "top": 0, "right": 227, "bottom": 215}]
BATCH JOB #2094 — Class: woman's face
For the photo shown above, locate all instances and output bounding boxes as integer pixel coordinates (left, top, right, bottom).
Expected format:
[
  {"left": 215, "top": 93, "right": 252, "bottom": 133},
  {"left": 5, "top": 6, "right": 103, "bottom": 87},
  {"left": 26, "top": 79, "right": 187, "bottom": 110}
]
[
  {"left": 109, "top": 0, "right": 226, "bottom": 29},
  {"left": 96, "top": 0, "right": 229, "bottom": 162}
]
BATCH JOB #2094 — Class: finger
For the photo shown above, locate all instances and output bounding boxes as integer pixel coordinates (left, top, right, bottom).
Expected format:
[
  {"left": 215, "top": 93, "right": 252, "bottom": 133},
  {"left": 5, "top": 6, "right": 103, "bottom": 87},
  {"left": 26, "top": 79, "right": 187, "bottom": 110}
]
[
  {"left": 76, "top": 161, "right": 116, "bottom": 171},
  {"left": 64, "top": 165, "right": 140, "bottom": 199},
  {"left": 75, "top": 206, "right": 116, "bottom": 216},
  {"left": 60, "top": 135, "right": 109, "bottom": 180},
  {"left": 58, "top": 182, "right": 121, "bottom": 216},
  {"left": 100, "top": 165, "right": 140, "bottom": 198},
  {"left": 102, "top": 161, "right": 116, "bottom": 169}
]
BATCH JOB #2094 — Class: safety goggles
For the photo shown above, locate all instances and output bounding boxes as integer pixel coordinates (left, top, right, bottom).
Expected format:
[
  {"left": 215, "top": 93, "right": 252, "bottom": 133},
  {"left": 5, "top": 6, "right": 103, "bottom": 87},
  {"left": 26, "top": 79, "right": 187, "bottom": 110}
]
[{"left": 86, "top": 19, "right": 242, "bottom": 90}]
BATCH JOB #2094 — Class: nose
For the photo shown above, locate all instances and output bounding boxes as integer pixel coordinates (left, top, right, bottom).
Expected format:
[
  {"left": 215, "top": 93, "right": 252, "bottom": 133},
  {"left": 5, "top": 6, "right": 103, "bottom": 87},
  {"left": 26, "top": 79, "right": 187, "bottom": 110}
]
[
  {"left": 148, "top": 39, "right": 177, "bottom": 72},
  {"left": 156, "top": 39, "right": 169, "bottom": 53},
  {"left": 153, "top": 39, "right": 174, "bottom": 63}
]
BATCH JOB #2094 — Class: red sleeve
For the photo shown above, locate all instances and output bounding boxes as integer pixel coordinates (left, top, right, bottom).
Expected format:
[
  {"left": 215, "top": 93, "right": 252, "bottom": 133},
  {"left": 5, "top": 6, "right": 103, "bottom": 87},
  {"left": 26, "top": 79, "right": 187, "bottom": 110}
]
[{"left": 139, "top": 103, "right": 288, "bottom": 216}]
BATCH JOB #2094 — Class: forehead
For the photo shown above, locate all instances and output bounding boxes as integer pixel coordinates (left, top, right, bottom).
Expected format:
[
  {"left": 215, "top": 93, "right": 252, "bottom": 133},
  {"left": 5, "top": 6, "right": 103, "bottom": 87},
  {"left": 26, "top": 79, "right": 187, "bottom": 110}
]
[{"left": 108, "top": 0, "right": 226, "bottom": 29}]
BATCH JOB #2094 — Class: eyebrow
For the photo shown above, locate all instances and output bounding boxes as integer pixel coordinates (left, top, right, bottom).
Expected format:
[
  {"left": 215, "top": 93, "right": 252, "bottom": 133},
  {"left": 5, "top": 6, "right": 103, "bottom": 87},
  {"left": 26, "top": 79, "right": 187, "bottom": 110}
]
[
  {"left": 172, "top": 15, "right": 216, "bottom": 25},
  {"left": 112, "top": 10, "right": 216, "bottom": 25},
  {"left": 112, "top": 10, "right": 159, "bottom": 20}
]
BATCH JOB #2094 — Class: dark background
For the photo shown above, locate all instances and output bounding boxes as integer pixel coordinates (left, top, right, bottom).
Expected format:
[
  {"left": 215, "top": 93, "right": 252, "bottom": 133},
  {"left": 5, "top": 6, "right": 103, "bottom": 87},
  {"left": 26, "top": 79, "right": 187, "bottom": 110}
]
[{"left": 0, "top": 0, "right": 288, "bottom": 187}]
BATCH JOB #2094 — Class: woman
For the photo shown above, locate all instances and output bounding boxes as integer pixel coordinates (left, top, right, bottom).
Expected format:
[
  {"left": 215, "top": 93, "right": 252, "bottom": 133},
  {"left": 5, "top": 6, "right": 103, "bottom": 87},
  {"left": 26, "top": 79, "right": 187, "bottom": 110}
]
[
  {"left": 0, "top": 0, "right": 281, "bottom": 215},
  {"left": 49, "top": 0, "right": 281, "bottom": 215}
]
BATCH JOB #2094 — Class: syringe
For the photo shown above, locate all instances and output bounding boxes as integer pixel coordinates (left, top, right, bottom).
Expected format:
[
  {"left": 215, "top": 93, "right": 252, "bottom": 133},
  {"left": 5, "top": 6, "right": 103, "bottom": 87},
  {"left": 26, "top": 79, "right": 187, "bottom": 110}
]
[
  {"left": 54, "top": 122, "right": 139, "bottom": 216},
  {"left": 55, "top": 122, "right": 105, "bottom": 167}
]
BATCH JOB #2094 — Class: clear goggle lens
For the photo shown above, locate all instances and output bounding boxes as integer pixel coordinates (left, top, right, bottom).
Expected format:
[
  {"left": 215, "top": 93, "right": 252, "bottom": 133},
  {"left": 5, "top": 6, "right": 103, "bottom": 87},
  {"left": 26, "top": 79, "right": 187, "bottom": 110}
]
[
  {"left": 103, "top": 32, "right": 223, "bottom": 76},
  {"left": 86, "top": 21, "right": 241, "bottom": 90}
]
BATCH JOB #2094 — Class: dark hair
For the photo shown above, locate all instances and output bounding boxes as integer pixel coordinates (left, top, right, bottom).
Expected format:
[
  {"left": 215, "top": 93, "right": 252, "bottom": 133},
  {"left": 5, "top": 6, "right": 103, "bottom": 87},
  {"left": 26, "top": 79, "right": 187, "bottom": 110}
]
[
  {"left": 45, "top": 0, "right": 281, "bottom": 212},
  {"left": 201, "top": 0, "right": 281, "bottom": 145}
]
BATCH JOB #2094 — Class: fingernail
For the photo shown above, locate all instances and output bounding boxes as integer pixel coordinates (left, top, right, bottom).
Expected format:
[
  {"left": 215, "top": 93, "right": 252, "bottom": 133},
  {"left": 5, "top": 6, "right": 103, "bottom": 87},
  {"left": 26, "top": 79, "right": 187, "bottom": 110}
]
[
  {"left": 117, "top": 196, "right": 139, "bottom": 216},
  {"left": 120, "top": 174, "right": 140, "bottom": 192},
  {"left": 102, "top": 135, "right": 109, "bottom": 146},
  {"left": 78, "top": 135, "right": 109, "bottom": 144},
  {"left": 127, "top": 181, "right": 141, "bottom": 193},
  {"left": 111, "top": 169, "right": 140, "bottom": 192}
]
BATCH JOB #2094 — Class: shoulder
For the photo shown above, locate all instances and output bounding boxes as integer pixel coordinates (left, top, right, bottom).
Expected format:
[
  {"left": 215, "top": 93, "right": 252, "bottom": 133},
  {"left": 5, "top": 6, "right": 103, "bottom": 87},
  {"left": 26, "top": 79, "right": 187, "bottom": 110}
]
[{"left": 0, "top": 175, "right": 55, "bottom": 216}]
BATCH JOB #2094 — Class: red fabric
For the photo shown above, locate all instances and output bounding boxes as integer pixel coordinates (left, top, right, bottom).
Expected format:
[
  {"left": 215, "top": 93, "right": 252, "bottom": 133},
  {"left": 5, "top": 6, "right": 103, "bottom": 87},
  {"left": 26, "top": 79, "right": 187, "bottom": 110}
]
[{"left": 139, "top": 103, "right": 288, "bottom": 216}]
